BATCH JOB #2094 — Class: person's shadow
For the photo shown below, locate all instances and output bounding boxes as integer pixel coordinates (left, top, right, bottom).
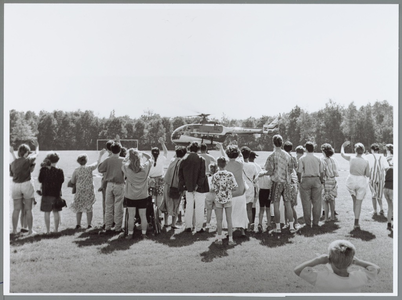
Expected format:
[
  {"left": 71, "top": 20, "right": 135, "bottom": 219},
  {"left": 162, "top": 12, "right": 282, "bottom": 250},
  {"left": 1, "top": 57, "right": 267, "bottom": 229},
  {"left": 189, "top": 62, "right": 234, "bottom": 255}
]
[
  {"left": 153, "top": 227, "right": 214, "bottom": 248},
  {"left": 372, "top": 214, "right": 388, "bottom": 223},
  {"left": 200, "top": 231, "right": 250, "bottom": 263},
  {"left": 10, "top": 228, "right": 77, "bottom": 246},
  {"left": 345, "top": 228, "right": 376, "bottom": 241},
  {"left": 296, "top": 221, "right": 340, "bottom": 238}
]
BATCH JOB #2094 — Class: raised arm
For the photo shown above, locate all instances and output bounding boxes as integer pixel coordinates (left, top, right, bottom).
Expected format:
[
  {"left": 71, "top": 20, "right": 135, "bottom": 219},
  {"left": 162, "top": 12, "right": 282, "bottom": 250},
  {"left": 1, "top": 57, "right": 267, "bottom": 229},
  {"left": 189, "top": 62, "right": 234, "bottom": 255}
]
[
  {"left": 294, "top": 254, "right": 329, "bottom": 277},
  {"left": 9, "top": 146, "right": 17, "bottom": 161},
  {"left": 353, "top": 257, "right": 381, "bottom": 274},
  {"left": 158, "top": 137, "right": 168, "bottom": 158},
  {"left": 340, "top": 141, "right": 351, "bottom": 161},
  {"left": 216, "top": 143, "right": 228, "bottom": 159}
]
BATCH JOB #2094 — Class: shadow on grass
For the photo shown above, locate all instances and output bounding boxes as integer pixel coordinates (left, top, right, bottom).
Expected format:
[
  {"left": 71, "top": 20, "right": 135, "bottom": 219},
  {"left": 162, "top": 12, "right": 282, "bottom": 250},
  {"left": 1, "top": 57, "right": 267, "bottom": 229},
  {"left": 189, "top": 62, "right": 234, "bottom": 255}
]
[
  {"left": 249, "top": 230, "right": 294, "bottom": 248},
  {"left": 73, "top": 228, "right": 120, "bottom": 248},
  {"left": 345, "top": 228, "right": 376, "bottom": 241},
  {"left": 200, "top": 231, "right": 250, "bottom": 263},
  {"left": 296, "top": 221, "right": 340, "bottom": 238},
  {"left": 153, "top": 227, "right": 215, "bottom": 247},
  {"left": 10, "top": 228, "right": 77, "bottom": 246},
  {"left": 372, "top": 214, "right": 387, "bottom": 223}
]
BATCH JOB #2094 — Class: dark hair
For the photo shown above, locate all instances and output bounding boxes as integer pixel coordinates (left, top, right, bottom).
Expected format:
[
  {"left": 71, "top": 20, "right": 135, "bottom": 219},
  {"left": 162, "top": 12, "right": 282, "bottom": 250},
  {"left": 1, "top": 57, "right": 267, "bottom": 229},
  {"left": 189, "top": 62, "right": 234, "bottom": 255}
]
[
  {"left": 175, "top": 146, "right": 187, "bottom": 158},
  {"left": 321, "top": 143, "right": 334, "bottom": 158},
  {"left": 225, "top": 145, "right": 240, "bottom": 159},
  {"left": 249, "top": 151, "right": 258, "bottom": 161},
  {"left": 200, "top": 143, "right": 207, "bottom": 152},
  {"left": 47, "top": 152, "right": 60, "bottom": 164},
  {"left": 370, "top": 143, "right": 380, "bottom": 152},
  {"left": 295, "top": 145, "right": 305, "bottom": 154},
  {"left": 241, "top": 146, "right": 251, "bottom": 159},
  {"left": 17, "top": 144, "right": 30, "bottom": 158},
  {"left": 354, "top": 143, "right": 365, "bottom": 155},
  {"left": 106, "top": 140, "right": 114, "bottom": 151},
  {"left": 188, "top": 141, "right": 200, "bottom": 153},
  {"left": 272, "top": 135, "right": 283, "bottom": 147},
  {"left": 41, "top": 158, "right": 51, "bottom": 168},
  {"left": 305, "top": 142, "right": 315, "bottom": 153},
  {"left": 151, "top": 147, "right": 160, "bottom": 167},
  {"left": 77, "top": 154, "right": 88, "bottom": 165},
  {"left": 110, "top": 142, "right": 122, "bottom": 154},
  {"left": 217, "top": 156, "right": 227, "bottom": 169},
  {"left": 120, "top": 147, "right": 127, "bottom": 158},
  {"left": 386, "top": 144, "right": 393, "bottom": 154},
  {"left": 283, "top": 141, "right": 293, "bottom": 153}
]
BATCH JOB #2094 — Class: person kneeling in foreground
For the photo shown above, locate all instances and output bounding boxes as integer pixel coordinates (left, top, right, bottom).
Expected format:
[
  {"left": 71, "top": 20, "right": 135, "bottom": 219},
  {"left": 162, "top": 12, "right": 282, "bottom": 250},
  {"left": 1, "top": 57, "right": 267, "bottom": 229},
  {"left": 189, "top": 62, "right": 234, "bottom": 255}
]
[{"left": 294, "top": 240, "right": 380, "bottom": 292}]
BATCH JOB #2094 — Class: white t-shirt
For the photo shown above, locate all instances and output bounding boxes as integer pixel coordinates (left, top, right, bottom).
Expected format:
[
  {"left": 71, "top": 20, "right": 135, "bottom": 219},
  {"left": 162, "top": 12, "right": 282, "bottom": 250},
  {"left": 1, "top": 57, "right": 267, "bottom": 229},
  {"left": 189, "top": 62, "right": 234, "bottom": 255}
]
[
  {"left": 300, "top": 265, "right": 378, "bottom": 293},
  {"left": 243, "top": 162, "right": 258, "bottom": 203},
  {"left": 149, "top": 155, "right": 168, "bottom": 178}
]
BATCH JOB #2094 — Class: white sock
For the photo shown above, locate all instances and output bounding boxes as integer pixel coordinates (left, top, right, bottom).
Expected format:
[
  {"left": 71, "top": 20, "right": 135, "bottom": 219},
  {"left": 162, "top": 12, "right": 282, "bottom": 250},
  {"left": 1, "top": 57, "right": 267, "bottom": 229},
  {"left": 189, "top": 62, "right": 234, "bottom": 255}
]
[
  {"left": 289, "top": 221, "right": 294, "bottom": 229},
  {"left": 276, "top": 223, "right": 281, "bottom": 229},
  {"left": 142, "top": 230, "right": 146, "bottom": 234}
]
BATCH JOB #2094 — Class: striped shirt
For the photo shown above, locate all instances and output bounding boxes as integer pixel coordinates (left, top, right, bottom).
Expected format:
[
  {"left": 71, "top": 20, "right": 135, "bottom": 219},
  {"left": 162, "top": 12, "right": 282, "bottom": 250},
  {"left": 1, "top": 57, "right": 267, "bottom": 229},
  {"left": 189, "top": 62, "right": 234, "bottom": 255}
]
[{"left": 321, "top": 156, "right": 339, "bottom": 179}]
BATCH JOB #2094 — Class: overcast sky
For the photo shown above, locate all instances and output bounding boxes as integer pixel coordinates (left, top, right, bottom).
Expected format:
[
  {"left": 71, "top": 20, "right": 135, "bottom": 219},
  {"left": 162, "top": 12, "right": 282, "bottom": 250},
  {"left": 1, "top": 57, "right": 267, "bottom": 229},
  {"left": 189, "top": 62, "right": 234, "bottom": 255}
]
[{"left": 4, "top": 3, "right": 398, "bottom": 120}]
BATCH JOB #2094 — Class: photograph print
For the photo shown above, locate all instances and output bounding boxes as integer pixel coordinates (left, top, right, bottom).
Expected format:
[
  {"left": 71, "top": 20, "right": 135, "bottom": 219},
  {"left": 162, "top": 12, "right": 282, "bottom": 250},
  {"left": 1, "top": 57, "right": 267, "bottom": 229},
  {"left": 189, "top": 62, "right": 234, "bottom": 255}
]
[{"left": 4, "top": 3, "right": 398, "bottom": 296}]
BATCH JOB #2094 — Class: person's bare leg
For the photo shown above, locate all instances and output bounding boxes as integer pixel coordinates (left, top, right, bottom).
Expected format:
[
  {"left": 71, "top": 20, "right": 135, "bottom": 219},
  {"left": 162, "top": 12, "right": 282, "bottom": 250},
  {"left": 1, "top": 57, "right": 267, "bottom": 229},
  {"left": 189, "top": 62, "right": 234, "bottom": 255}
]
[
  {"left": 44, "top": 212, "right": 51, "bottom": 234},
  {"left": 76, "top": 212, "right": 82, "bottom": 227},
  {"left": 53, "top": 211, "right": 60, "bottom": 232},
  {"left": 87, "top": 211, "right": 93, "bottom": 227}
]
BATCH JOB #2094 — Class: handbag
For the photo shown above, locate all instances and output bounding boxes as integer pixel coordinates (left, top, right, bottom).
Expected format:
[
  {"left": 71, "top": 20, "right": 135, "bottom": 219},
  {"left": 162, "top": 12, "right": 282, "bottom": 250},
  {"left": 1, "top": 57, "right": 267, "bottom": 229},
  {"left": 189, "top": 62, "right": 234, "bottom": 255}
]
[
  {"left": 54, "top": 197, "right": 67, "bottom": 210},
  {"left": 67, "top": 179, "right": 76, "bottom": 194},
  {"left": 169, "top": 161, "right": 181, "bottom": 199}
]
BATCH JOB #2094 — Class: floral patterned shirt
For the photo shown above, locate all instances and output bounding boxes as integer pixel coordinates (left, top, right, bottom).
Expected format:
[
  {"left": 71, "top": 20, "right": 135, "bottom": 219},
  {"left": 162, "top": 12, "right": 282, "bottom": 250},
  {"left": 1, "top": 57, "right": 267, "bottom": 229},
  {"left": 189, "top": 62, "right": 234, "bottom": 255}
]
[{"left": 211, "top": 170, "right": 238, "bottom": 204}]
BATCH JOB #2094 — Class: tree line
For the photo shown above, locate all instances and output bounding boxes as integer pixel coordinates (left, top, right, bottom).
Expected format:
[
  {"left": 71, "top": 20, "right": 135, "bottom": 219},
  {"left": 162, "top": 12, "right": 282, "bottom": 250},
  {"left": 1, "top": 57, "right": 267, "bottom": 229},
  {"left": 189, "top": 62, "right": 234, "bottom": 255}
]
[{"left": 10, "top": 100, "right": 393, "bottom": 153}]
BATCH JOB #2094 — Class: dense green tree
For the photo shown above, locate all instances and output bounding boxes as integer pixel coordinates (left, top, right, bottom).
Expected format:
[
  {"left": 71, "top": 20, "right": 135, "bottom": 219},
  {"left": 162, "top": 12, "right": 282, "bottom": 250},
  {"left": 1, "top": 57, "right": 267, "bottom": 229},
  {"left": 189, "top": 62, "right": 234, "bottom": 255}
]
[{"left": 37, "top": 113, "right": 58, "bottom": 150}]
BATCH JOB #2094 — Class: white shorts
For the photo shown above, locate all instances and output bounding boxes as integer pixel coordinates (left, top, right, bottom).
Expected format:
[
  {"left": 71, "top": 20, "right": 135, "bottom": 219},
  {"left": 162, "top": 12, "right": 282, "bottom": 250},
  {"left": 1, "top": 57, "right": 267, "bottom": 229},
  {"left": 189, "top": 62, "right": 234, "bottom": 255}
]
[
  {"left": 346, "top": 175, "right": 368, "bottom": 200},
  {"left": 11, "top": 180, "right": 35, "bottom": 200}
]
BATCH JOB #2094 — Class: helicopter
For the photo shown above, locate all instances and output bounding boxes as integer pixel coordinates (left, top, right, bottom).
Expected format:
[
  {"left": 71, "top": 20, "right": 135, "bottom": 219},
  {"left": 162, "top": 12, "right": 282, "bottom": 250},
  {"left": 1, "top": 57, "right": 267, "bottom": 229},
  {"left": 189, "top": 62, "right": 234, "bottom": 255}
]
[{"left": 171, "top": 113, "right": 280, "bottom": 149}]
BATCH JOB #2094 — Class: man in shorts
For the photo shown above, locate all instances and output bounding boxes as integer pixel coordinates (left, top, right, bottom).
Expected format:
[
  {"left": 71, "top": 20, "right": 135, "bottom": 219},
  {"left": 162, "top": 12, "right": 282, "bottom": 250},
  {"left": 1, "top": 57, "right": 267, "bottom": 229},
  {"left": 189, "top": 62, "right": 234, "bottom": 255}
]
[
  {"left": 263, "top": 135, "right": 297, "bottom": 233},
  {"left": 10, "top": 142, "right": 39, "bottom": 235}
]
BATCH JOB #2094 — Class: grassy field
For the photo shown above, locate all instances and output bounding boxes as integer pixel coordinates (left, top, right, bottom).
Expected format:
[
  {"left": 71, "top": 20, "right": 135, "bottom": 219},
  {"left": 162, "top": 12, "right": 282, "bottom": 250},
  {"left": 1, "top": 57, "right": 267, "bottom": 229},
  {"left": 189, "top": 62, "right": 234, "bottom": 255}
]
[{"left": 6, "top": 150, "right": 395, "bottom": 294}]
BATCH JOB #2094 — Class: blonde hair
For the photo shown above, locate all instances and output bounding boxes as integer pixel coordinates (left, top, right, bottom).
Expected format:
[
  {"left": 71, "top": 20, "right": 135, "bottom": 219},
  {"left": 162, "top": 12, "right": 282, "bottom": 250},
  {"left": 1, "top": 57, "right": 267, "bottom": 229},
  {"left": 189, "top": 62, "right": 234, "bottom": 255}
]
[
  {"left": 328, "top": 240, "right": 356, "bottom": 269},
  {"left": 127, "top": 148, "right": 143, "bottom": 173}
]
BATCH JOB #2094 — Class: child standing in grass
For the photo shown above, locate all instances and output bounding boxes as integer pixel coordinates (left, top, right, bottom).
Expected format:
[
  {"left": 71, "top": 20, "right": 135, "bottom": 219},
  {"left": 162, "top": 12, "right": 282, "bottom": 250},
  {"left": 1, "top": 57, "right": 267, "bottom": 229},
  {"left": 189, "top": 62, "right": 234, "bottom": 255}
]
[
  {"left": 320, "top": 143, "right": 339, "bottom": 222},
  {"left": 211, "top": 157, "right": 238, "bottom": 245},
  {"left": 205, "top": 163, "right": 218, "bottom": 230},
  {"left": 294, "top": 240, "right": 380, "bottom": 292}
]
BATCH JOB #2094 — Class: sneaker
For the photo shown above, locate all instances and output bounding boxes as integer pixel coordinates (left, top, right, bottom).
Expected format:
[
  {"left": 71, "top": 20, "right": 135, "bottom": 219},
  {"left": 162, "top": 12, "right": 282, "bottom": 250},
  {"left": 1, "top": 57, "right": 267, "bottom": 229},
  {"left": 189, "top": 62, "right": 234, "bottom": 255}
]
[
  {"left": 272, "top": 228, "right": 281, "bottom": 234},
  {"left": 258, "top": 224, "right": 262, "bottom": 233},
  {"left": 118, "top": 232, "right": 126, "bottom": 239},
  {"left": 20, "top": 228, "right": 29, "bottom": 233},
  {"left": 215, "top": 239, "right": 223, "bottom": 245},
  {"left": 290, "top": 227, "right": 298, "bottom": 233},
  {"left": 87, "top": 225, "right": 93, "bottom": 229},
  {"left": 334, "top": 211, "right": 338, "bottom": 216},
  {"left": 379, "top": 210, "right": 384, "bottom": 216},
  {"left": 353, "top": 225, "right": 361, "bottom": 230},
  {"left": 228, "top": 240, "right": 236, "bottom": 246},
  {"left": 75, "top": 225, "right": 81, "bottom": 230}
]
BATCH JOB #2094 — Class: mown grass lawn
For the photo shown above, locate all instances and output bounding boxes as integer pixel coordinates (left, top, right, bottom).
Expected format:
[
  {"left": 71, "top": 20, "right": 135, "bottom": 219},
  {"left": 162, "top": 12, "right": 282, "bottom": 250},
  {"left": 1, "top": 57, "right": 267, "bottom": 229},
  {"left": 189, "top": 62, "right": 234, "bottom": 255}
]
[{"left": 6, "top": 151, "right": 395, "bottom": 294}]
